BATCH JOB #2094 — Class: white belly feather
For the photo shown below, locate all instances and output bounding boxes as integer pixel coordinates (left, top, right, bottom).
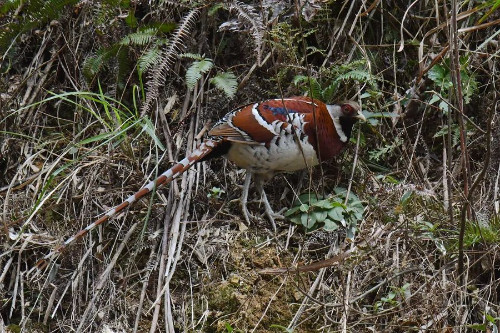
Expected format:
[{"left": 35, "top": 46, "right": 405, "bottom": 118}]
[{"left": 226, "top": 134, "right": 319, "bottom": 174}]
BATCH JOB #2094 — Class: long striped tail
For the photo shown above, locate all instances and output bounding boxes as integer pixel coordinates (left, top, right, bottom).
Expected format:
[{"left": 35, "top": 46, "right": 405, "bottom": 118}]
[{"left": 35, "top": 139, "right": 219, "bottom": 268}]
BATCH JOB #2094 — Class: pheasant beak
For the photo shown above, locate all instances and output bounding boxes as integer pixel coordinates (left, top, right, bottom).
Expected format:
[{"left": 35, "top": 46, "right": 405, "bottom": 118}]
[{"left": 354, "top": 111, "right": 367, "bottom": 122}]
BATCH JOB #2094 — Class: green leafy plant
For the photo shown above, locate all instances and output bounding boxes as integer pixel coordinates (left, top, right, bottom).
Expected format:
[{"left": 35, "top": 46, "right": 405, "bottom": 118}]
[
  {"left": 426, "top": 57, "right": 478, "bottom": 110},
  {"left": 433, "top": 121, "right": 476, "bottom": 148},
  {"left": 468, "top": 312, "right": 500, "bottom": 332},
  {"left": 210, "top": 72, "right": 238, "bottom": 99},
  {"left": 269, "top": 21, "right": 321, "bottom": 65},
  {"left": 207, "top": 186, "right": 225, "bottom": 200},
  {"left": 183, "top": 54, "right": 214, "bottom": 90},
  {"left": 414, "top": 219, "right": 447, "bottom": 255},
  {"left": 83, "top": 25, "right": 175, "bottom": 87},
  {"left": 224, "top": 322, "right": 234, "bottom": 332},
  {"left": 285, "top": 188, "right": 365, "bottom": 237},
  {"left": 182, "top": 53, "right": 238, "bottom": 98},
  {"left": 463, "top": 218, "right": 500, "bottom": 248},
  {"left": 293, "top": 60, "right": 379, "bottom": 102},
  {"left": 374, "top": 283, "right": 411, "bottom": 313},
  {"left": 19, "top": 83, "right": 163, "bottom": 152},
  {"left": 368, "top": 137, "right": 402, "bottom": 162},
  {"left": 0, "top": 0, "right": 79, "bottom": 58}
]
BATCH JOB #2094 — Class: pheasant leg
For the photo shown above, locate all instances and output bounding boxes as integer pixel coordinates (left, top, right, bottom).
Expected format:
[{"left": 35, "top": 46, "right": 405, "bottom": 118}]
[
  {"left": 255, "top": 177, "right": 281, "bottom": 231},
  {"left": 240, "top": 171, "right": 252, "bottom": 225}
]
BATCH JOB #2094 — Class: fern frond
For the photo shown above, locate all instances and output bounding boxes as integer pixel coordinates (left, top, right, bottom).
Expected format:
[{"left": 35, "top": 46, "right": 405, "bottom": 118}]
[
  {"left": 179, "top": 53, "right": 204, "bottom": 60},
  {"left": 121, "top": 28, "right": 157, "bottom": 46},
  {"left": 292, "top": 75, "right": 309, "bottom": 85},
  {"left": 0, "top": 0, "right": 21, "bottom": 15},
  {"left": 227, "top": 1, "right": 264, "bottom": 65},
  {"left": 138, "top": 45, "right": 162, "bottom": 75},
  {"left": 186, "top": 59, "right": 213, "bottom": 90},
  {"left": 338, "top": 59, "right": 367, "bottom": 71},
  {"left": 0, "top": 0, "right": 77, "bottom": 53},
  {"left": 210, "top": 72, "right": 238, "bottom": 99},
  {"left": 293, "top": 75, "right": 321, "bottom": 99},
  {"left": 142, "top": 8, "right": 200, "bottom": 114},
  {"left": 82, "top": 45, "right": 119, "bottom": 80},
  {"left": 334, "top": 70, "right": 377, "bottom": 86},
  {"left": 322, "top": 81, "right": 339, "bottom": 102},
  {"left": 83, "top": 54, "right": 106, "bottom": 80}
]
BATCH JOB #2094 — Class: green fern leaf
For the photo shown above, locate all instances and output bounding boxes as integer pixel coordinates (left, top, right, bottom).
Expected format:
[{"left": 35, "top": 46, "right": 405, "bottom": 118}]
[
  {"left": 293, "top": 75, "right": 321, "bottom": 99},
  {"left": 0, "top": 0, "right": 78, "bottom": 53},
  {"left": 186, "top": 59, "right": 213, "bottom": 90},
  {"left": 121, "top": 28, "right": 156, "bottom": 46},
  {"left": 335, "top": 70, "right": 376, "bottom": 86},
  {"left": 82, "top": 56, "right": 101, "bottom": 79},
  {"left": 82, "top": 45, "right": 119, "bottom": 80},
  {"left": 292, "top": 75, "right": 309, "bottom": 85},
  {"left": 322, "top": 81, "right": 339, "bottom": 101},
  {"left": 138, "top": 46, "right": 162, "bottom": 75},
  {"left": 210, "top": 72, "right": 238, "bottom": 99},
  {"left": 179, "top": 53, "right": 204, "bottom": 60}
]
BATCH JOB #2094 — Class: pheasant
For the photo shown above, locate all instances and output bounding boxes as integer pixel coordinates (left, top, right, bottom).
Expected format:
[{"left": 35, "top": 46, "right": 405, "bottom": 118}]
[{"left": 36, "top": 96, "right": 364, "bottom": 266}]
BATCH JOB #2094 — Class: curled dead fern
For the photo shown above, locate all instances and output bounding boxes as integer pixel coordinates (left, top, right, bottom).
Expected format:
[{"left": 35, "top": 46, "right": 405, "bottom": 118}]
[
  {"left": 142, "top": 8, "right": 200, "bottom": 114},
  {"left": 227, "top": 1, "right": 265, "bottom": 65}
]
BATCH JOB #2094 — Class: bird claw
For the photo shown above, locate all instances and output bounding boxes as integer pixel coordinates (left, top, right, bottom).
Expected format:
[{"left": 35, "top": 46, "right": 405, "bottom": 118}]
[
  {"left": 261, "top": 205, "right": 279, "bottom": 232},
  {"left": 265, "top": 211, "right": 285, "bottom": 221},
  {"left": 241, "top": 200, "right": 252, "bottom": 225},
  {"left": 238, "top": 197, "right": 279, "bottom": 231},
  {"left": 233, "top": 171, "right": 280, "bottom": 232}
]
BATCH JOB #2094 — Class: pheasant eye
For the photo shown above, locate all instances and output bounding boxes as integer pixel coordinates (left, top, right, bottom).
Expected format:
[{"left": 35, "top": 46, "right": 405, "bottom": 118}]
[{"left": 342, "top": 104, "right": 354, "bottom": 115}]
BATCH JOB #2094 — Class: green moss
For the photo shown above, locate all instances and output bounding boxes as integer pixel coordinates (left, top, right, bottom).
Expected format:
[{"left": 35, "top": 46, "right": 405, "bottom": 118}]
[
  {"left": 208, "top": 282, "right": 240, "bottom": 313},
  {"left": 6, "top": 324, "right": 21, "bottom": 333}
]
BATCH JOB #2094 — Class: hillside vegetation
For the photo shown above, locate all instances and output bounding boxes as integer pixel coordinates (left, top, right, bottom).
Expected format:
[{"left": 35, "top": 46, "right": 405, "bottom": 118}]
[{"left": 1, "top": 0, "right": 499, "bottom": 332}]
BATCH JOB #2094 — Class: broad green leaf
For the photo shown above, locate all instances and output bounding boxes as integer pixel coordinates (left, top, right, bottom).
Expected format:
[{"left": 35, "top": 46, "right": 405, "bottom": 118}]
[
  {"left": 428, "top": 93, "right": 441, "bottom": 105},
  {"left": 312, "top": 199, "right": 331, "bottom": 208},
  {"left": 438, "top": 100, "right": 449, "bottom": 113},
  {"left": 313, "top": 210, "right": 327, "bottom": 223},
  {"left": 353, "top": 210, "right": 364, "bottom": 220},
  {"left": 323, "top": 219, "right": 339, "bottom": 231},
  {"left": 290, "top": 216, "right": 302, "bottom": 225},
  {"left": 285, "top": 206, "right": 301, "bottom": 216},
  {"left": 427, "top": 64, "right": 446, "bottom": 82},
  {"left": 299, "top": 203, "right": 309, "bottom": 212},
  {"left": 328, "top": 207, "right": 344, "bottom": 221},
  {"left": 400, "top": 190, "right": 413, "bottom": 206},
  {"left": 300, "top": 214, "right": 310, "bottom": 228},
  {"left": 298, "top": 193, "right": 321, "bottom": 203},
  {"left": 306, "top": 213, "right": 317, "bottom": 228}
]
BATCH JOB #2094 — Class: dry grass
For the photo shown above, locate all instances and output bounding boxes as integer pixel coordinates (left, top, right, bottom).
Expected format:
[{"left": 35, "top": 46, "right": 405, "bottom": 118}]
[{"left": 1, "top": 1, "right": 499, "bottom": 332}]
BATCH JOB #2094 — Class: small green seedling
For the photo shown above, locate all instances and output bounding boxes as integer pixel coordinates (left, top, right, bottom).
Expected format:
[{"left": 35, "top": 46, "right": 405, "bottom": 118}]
[{"left": 207, "top": 186, "right": 225, "bottom": 199}]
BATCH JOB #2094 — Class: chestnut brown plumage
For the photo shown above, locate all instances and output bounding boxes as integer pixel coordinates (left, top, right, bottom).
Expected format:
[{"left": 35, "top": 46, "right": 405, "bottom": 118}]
[{"left": 37, "top": 96, "right": 364, "bottom": 266}]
